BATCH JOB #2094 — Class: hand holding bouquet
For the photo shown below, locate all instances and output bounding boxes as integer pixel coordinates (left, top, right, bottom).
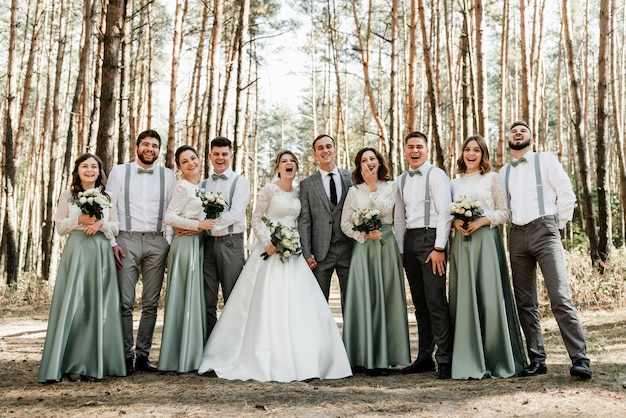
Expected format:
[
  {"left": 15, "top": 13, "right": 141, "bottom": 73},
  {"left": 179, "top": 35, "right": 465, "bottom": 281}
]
[
  {"left": 352, "top": 207, "right": 385, "bottom": 245},
  {"left": 196, "top": 188, "right": 227, "bottom": 219},
  {"left": 449, "top": 196, "right": 484, "bottom": 241},
  {"left": 74, "top": 188, "right": 112, "bottom": 220},
  {"left": 261, "top": 217, "right": 302, "bottom": 263}
]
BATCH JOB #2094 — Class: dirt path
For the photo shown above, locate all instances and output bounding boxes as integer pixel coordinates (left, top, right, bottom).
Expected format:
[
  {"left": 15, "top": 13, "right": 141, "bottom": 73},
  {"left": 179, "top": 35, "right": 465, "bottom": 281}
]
[{"left": 1, "top": 303, "right": 625, "bottom": 417}]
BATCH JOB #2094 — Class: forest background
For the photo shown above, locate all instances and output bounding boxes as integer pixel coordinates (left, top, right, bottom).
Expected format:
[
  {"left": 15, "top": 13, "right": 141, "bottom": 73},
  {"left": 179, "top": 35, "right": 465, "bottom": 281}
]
[{"left": 0, "top": 0, "right": 624, "bottom": 310}]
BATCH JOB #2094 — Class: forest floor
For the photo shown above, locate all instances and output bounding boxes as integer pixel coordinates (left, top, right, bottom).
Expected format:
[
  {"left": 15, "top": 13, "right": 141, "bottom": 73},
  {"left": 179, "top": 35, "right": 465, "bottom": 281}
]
[{"left": 1, "top": 292, "right": 625, "bottom": 417}]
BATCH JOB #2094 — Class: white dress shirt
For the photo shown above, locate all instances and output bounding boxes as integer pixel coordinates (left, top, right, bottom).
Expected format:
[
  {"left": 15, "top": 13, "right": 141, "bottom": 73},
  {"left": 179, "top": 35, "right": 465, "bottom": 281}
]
[
  {"left": 500, "top": 150, "right": 576, "bottom": 229},
  {"left": 319, "top": 167, "right": 343, "bottom": 203},
  {"left": 394, "top": 162, "right": 453, "bottom": 253},
  {"left": 203, "top": 168, "right": 250, "bottom": 236},
  {"left": 106, "top": 161, "right": 175, "bottom": 239}
]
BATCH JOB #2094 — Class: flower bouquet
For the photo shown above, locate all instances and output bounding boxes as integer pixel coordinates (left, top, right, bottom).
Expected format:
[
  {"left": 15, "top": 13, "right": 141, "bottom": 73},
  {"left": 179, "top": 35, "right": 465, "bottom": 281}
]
[
  {"left": 449, "top": 195, "right": 484, "bottom": 241},
  {"left": 73, "top": 188, "right": 112, "bottom": 220},
  {"left": 352, "top": 207, "right": 385, "bottom": 245},
  {"left": 260, "top": 217, "right": 302, "bottom": 263},
  {"left": 196, "top": 188, "right": 227, "bottom": 219}
]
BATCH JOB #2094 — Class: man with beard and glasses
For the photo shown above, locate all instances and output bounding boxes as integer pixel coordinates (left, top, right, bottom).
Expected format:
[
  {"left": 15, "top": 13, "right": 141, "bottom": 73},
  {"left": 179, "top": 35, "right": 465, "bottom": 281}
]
[
  {"left": 106, "top": 130, "right": 175, "bottom": 375},
  {"left": 501, "top": 121, "right": 591, "bottom": 380}
]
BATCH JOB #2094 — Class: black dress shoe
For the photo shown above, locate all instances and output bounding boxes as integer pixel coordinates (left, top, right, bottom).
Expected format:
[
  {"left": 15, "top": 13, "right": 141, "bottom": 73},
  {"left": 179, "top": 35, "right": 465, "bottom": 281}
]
[
  {"left": 401, "top": 359, "right": 436, "bottom": 374},
  {"left": 125, "top": 358, "right": 134, "bottom": 375},
  {"left": 570, "top": 359, "right": 592, "bottom": 379},
  {"left": 135, "top": 356, "right": 158, "bottom": 372},
  {"left": 521, "top": 361, "right": 547, "bottom": 376},
  {"left": 436, "top": 363, "right": 451, "bottom": 380},
  {"left": 365, "top": 368, "right": 389, "bottom": 376}
]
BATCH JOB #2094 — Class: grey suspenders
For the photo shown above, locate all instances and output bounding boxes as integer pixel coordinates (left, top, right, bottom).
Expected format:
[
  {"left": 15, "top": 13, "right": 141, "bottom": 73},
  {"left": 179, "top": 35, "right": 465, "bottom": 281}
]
[
  {"left": 400, "top": 166, "right": 434, "bottom": 227},
  {"left": 124, "top": 164, "right": 166, "bottom": 232},
  {"left": 505, "top": 153, "right": 546, "bottom": 216},
  {"left": 200, "top": 173, "right": 240, "bottom": 233}
]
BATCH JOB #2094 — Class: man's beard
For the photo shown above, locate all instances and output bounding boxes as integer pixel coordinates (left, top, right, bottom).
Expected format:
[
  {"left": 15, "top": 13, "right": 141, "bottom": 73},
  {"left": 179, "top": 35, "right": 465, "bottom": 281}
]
[
  {"left": 137, "top": 152, "right": 157, "bottom": 165},
  {"left": 508, "top": 138, "right": 531, "bottom": 150}
]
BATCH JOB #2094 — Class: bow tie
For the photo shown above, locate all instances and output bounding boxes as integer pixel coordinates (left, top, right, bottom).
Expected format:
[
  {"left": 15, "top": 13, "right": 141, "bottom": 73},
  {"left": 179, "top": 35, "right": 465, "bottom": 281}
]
[
  {"left": 212, "top": 173, "right": 228, "bottom": 181},
  {"left": 408, "top": 169, "right": 422, "bottom": 177},
  {"left": 137, "top": 167, "right": 154, "bottom": 175},
  {"left": 510, "top": 157, "right": 527, "bottom": 167}
]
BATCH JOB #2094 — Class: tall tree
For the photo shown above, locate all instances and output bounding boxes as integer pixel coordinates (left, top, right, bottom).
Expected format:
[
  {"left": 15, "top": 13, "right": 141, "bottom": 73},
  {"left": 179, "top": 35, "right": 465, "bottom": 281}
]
[
  {"left": 233, "top": 0, "right": 251, "bottom": 172},
  {"left": 96, "top": 0, "right": 126, "bottom": 173},
  {"left": 416, "top": 0, "right": 445, "bottom": 169},
  {"left": 596, "top": 0, "right": 612, "bottom": 267},
  {"left": 561, "top": 0, "right": 600, "bottom": 264},
  {"left": 166, "top": 0, "right": 188, "bottom": 168}
]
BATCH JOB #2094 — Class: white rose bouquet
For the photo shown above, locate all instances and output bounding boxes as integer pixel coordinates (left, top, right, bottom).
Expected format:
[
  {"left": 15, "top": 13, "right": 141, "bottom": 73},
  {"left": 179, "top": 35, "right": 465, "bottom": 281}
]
[
  {"left": 260, "top": 217, "right": 302, "bottom": 263},
  {"left": 352, "top": 207, "right": 385, "bottom": 245},
  {"left": 196, "top": 188, "right": 227, "bottom": 219},
  {"left": 73, "top": 188, "right": 112, "bottom": 220},
  {"left": 449, "top": 195, "right": 484, "bottom": 241}
]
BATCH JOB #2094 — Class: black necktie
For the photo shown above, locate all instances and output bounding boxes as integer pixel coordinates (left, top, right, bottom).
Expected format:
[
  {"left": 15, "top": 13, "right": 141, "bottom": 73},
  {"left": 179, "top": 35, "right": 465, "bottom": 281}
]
[{"left": 328, "top": 173, "right": 338, "bottom": 206}]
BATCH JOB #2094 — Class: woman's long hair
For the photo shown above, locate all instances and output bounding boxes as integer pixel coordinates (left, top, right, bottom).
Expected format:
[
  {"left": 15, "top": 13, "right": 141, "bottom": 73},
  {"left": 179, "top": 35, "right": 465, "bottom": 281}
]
[
  {"left": 351, "top": 147, "right": 390, "bottom": 185},
  {"left": 70, "top": 153, "right": 110, "bottom": 200},
  {"left": 455, "top": 135, "right": 492, "bottom": 175}
]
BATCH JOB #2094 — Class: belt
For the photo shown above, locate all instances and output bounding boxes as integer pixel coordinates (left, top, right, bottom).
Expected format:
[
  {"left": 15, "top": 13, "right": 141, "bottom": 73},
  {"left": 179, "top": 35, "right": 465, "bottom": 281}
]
[
  {"left": 119, "top": 231, "right": 163, "bottom": 237},
  {"left": 512, "top": 215, "right": 557, "bottom": 228},
  {"left": 207, "top": 232, "right": 243, "bottom": 241},
  {"left": 406, "top": 227, "right": 432, "bottom": 232}
]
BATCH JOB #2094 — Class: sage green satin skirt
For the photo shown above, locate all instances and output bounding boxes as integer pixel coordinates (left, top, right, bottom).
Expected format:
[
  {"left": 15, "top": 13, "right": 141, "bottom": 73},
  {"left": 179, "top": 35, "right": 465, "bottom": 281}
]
[
  {"left": 38, "top": 231, "right": 126, "bottom": 382},
  {"left": 449, "top": 226, "right": 527, "bottom": 379},
  {"left": 158, "top": 234, "right": 206, "bottom": 372},
  {"left": 342, "top": 225, "right": 411, "bottom": 369}
]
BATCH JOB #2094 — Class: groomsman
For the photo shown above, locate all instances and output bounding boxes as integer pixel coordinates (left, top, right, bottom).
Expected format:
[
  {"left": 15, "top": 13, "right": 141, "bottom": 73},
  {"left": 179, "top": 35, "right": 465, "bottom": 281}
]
[
  {"left": 106, "top": 129, "right": 176, "bottom": 374},
  {"left": 299, "top": 134, "right": 353, "bottom": 309},
  {"left": 394, "top": 131, "right": 453, "bottom": 379},
  {"left": 501, "top": 121, "right": 591, "bottom": 379},
  {"left": 201, "top": 137, "right": 250, "bottom": 339}
]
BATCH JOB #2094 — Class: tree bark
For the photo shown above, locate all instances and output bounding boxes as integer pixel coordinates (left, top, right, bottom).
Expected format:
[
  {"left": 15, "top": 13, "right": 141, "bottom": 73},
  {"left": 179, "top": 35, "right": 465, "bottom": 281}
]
[{"left": 96, "top": 0, "right": 125, "bottom": 173}]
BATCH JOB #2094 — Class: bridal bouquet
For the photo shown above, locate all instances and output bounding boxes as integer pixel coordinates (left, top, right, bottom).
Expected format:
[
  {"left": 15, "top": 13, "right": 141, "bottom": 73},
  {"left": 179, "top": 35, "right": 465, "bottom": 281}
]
[
  {"left": 449, "top": 195, "right": 484, "bottom": 241},
  {"left": 73, "top": 188, "right": 112, "bottom": 220},
  {"left": 260, "top": 217, "right": 302, "bottom": 263},
  {"left": 196, "top": 188, "right": 227, "bottom": 219},
  {"left": 352, "top": 207, "right": 385, "bottom": 245}
]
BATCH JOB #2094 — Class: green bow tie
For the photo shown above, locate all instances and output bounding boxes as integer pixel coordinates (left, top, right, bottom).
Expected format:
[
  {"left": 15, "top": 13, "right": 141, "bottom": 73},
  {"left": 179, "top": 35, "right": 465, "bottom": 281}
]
[
  {"left": 510, "top": 157, "right": 527, "bottom": 167},
  {"left": 408, "top": 169, "right": 422, "bottom": 177},
  {"left": 212, "top": 173, "right": 228, "bottom": 180},
  {"left": 137, "top": 167, "right": 154, "bottom": 175}
]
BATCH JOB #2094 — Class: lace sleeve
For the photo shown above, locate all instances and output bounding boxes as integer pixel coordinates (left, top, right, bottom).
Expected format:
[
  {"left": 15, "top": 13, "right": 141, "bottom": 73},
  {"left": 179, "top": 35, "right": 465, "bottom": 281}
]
[
  {"left": 251, "top": 183, "right": 276, "bottom": 248},
  {"left": 485, "top": 173, "right": 510, "bottom": 227},
  {"left": 370, "top": 181, "right": 396, "bottom": 217},
  {"left": 55, "top": 190, "right": 79, "bottom": 236},
  {"left": 99, "top": 191, "right": 119, "bottom": 240},
  {"left": 164, "top": 183, "right": 200, "bottom": 230},
  {"left": 340, "top": 187, "right": 365, "bottom": 243}
]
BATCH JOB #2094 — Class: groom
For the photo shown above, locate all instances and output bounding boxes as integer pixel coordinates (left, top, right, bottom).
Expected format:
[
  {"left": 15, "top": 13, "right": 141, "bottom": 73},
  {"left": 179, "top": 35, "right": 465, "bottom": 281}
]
[{"left": 299, "top": 134, "right": 353, "bottom": 310}]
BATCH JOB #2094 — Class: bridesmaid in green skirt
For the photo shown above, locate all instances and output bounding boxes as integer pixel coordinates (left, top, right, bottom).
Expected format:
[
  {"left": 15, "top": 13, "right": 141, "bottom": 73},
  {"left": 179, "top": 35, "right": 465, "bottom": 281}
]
[
  {"left": 340, "top": 148, "right": 411, "bottom": 375},
  {"left": 38, "top": 153, "right": 126, "bottom": 383},
  {"left": 448, "top": 135, "right": 527, "bottom": 379},
  {"left": 158, "top": 145, "right": 213, "bottom": 372}
]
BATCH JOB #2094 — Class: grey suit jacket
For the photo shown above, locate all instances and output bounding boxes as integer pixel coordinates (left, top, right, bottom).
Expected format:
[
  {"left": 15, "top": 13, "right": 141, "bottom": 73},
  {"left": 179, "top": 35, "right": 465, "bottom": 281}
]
[{"left": 299, "top": 168, "right": 352, "bottom": 262}]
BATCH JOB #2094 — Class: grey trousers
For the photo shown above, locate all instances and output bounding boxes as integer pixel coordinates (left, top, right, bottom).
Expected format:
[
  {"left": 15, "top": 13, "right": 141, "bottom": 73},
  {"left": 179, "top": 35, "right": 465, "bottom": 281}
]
[
  {"left": 116, "top": 231, "right": 169, "bottom": 360},
  {"left": 313, "top": 239, "right": 353, "bottom": 311},
  {"left": 509, "top": 216, "right": 588, "bottom": 364},
  {"left": 203, "top": 233, "right": 245, "bottom": 340},
  {"left": 403, "top": 228, "right": 453, "bottom": 365}
]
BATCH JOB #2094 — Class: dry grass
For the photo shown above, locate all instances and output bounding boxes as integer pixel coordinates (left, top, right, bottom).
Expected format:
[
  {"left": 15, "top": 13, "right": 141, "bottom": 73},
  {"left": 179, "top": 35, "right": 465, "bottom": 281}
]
[{"left": 1, "top": 249, "right": 625, "bottom": 417}]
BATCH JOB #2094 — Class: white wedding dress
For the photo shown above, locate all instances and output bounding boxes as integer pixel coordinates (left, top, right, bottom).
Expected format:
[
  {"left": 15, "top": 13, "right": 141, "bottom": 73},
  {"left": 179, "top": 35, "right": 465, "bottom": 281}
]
[{"left": 197, "top": 183, "right": 352, "bottom": 382}]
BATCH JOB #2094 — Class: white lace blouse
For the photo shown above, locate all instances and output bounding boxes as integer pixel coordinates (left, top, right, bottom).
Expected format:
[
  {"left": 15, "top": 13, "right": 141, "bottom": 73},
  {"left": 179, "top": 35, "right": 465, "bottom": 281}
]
[
  {"left": 340, "top": 180, "right": 397, "bottom": 244},
  {"left": 164, "top": 180, "right": 205, "bottom": 231},
  {"left": 450, "top": 171, "right": 509, "bottom": 227}
]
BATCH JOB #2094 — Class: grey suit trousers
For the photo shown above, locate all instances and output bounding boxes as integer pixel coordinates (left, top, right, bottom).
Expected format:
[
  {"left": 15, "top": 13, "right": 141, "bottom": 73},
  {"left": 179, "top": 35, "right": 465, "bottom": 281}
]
[
  {"left": 509, "top": 216, "right": 588, "bottom": 364},
  {"left": 116, "top": 231, "right": 169, "bottom": 360}
]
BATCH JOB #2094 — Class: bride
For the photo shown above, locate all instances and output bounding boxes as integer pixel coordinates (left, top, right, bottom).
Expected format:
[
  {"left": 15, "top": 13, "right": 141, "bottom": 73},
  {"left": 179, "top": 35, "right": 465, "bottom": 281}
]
[{"left": 197, "top": 150, "right": 352, "bottom": 382}]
